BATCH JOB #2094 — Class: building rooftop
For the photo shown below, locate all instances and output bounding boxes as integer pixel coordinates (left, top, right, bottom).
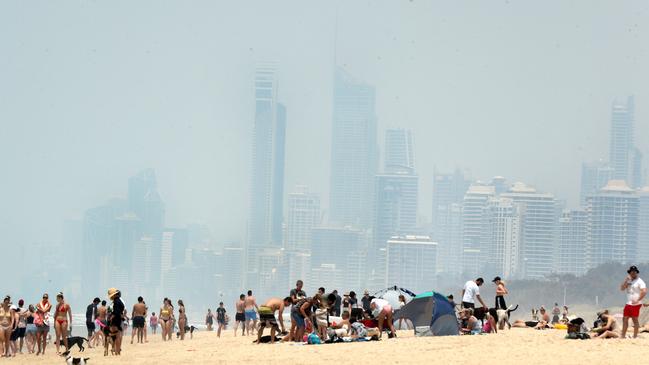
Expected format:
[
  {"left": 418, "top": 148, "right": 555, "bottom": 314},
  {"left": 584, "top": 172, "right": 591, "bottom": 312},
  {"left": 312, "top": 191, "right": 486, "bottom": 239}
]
[{"left": 601, "top": 180, "right": 634, "bottom": 193}]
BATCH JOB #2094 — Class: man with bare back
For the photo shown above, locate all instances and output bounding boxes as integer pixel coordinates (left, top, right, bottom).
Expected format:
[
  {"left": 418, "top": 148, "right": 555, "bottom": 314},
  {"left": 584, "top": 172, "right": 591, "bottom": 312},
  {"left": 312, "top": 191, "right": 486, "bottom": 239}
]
[
  {"left": 131, "top": 297, "right": 147, "bottom": 344},
  {"left": 244, "top": 290, "right": 259, "bottom": 335}
]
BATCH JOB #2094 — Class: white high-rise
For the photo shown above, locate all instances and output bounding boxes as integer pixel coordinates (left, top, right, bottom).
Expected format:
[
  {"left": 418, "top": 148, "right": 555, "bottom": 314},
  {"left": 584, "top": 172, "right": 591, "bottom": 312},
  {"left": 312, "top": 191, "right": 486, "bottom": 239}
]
[
  {"left": 482, "top": 197, "right": 521, "bottom": 279},
  {"left": 461, "top": 184, "right": 495, "bottom": 276},
  {"left": 556, "top": 209, "right": 588, "bottom": 276},
  {"left": 501, "top": 183, "right": 557, "bottom": 279},
  {"left": 609, "top": 96, "right": 635, "bottom": 184},
  {"left": 386, "top": 235, "right": 437, "bottom": 293},
  {"left": 286, "top": 185, "right": 320, "bottom": 252},
  {"left": 586, "top": 180, "right": 639, "bottom": 269}
]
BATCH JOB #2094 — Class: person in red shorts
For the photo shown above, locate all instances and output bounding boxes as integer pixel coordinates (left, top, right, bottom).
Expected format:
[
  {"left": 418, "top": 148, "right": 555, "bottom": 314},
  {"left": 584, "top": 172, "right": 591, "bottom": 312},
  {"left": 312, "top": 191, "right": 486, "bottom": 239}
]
[{"left": 621, "top": 265, "right": 647, "bottom": 338}]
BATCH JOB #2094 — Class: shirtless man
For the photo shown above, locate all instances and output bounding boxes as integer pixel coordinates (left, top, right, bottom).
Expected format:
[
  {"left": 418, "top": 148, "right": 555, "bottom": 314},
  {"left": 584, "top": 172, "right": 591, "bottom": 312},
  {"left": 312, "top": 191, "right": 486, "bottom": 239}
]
[
  {"left": 256, "top": 297, "right": 290, "bottom": 344},
  {"left": 234, "top": 295, "right": 246, "bottom": 337},
  {"left": 131, "top": 297, "right": 147, "bottom": 344},
  {"left": 593, "top": 313, "right": 619, "bottom": 339},
  {"left": 244, "top": 290, "right": 259, "bottom": 335}
]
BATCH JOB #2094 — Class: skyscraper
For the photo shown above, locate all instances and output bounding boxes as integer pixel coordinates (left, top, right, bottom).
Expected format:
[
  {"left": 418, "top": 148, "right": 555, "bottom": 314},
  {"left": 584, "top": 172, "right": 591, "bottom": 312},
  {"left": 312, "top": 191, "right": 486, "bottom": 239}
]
[
  {"left": 586, "top": 180, "right": 639, "bottom": 269},
  {"left": 638, "top": 187, "right": 649, "bottom": 263},
  {"left": 384, "top": 128, "right": 414, "bottom": 174},
  {"left": 481, "top": 197, "right": 521, "bottom": 279},
  {"left": 580, "top": 160, "right": 615, "bottom": 206},
  {"left": 433, "top": 170, "right": 472, "bottom": 276},
  {"left": 285, "top": 185, "right": 321, "bottom": 252},
  {"left": 247, "top": 63, "right": 287, "bottom": 284},
  {"left": 501, "top": 183, "right": 557, "bottom": 279},
  {"left": 609, "top": 96, "right": 635, "bottom": 184},
  {"left": 128, "top": 168, "right": 165, "bottom": 236},
  {"left": 462, "top": 184, "right": 495, "bottom": 277},
  {"left": 386, "top": 235, "right": 437, "bottom": 293},
  {"left": 556, "top": 209, "right": 588, "bottom": 276},
  {"left": 329, "top": 66, "right": 378, "bottom": 228}
]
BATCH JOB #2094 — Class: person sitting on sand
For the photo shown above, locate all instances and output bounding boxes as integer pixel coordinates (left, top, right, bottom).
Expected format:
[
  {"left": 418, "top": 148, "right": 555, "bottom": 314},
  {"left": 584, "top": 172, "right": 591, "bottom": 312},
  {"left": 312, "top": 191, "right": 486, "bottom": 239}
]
[
  {"left": 256, "top": 297, "right": 289, "bottom": 344},
  {"left": 328, "top": 311, "right": 351, "bottom": 339},
  {"left": 482, "top": 309, "right": 498, "bottom": 334},
  {"left": 593, "top": 312, "right": 619, "bottom": 339},
  {"left": 460, "top": 309, "right": 481, "bottom": 335},
  {"left": 533, "top": 307, "right": 551, "bottom": 330}
]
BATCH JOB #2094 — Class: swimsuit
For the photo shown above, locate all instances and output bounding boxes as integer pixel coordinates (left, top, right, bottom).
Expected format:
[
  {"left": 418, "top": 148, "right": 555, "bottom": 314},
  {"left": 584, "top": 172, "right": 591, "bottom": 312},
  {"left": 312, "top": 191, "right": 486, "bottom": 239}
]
[
  {"left": 56, "top": 304, "right": 68, "bottom": 326},
  {"left": 133, "top": 316, "right": 145, "bottom": 328},
  {"left": 245, "top": 309, "right": 257, "bottom": 321},
  {"left": 258, "top": 306, "right": 279, "bottom": 330}
]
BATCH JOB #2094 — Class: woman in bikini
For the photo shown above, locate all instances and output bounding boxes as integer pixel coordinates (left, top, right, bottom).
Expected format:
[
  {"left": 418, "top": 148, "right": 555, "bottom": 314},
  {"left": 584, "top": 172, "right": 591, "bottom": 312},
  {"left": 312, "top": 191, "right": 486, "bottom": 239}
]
[
  {"left": 89, "top": 300, "right": 108, "bottom": 347},
  {"left": 1, "top": 295, "right": 15, "bottom": 358},
  {"left": 159, "top": 298, "right": 174, "bottom": 341},
  {"left": 177, "top": 300, "right": 187, "bottom": 340},
  {"left": 35, "top": 293, "right": 51, "bottom": 355},
  {"left": 53, "top": 292, "right": 72, "bottom": 354}
]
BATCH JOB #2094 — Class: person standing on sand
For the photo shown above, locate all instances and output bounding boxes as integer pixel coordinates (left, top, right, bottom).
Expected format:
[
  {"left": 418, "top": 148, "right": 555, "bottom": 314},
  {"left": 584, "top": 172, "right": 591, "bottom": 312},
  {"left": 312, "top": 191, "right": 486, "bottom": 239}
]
[
  {"left": 244, "top": 290, "right": 258, "bottom": 336},
  {"left": 205, "top": 309, "right": 214, "bottom": 331},
  {"left": 551, "top": 303, "right": 561, "bottom": 324},
  {"left": 216, "top": 302, "right": 226, "bottom": 338},
  {"left": 492, "top": 277, "right": 508, "bottom": 310},
  {"left": 234, "top": 294, "right": 246, "bottom": 337},
  {"left": 131, "top": 296, "right": 147, "bottom": 344},
  {"left": 462, "top": 278, "right": 487, "bottom": 309},
  {"left": 621, "top": 265, "right": 647, "bottom": 338},
  {"left": 89, "top": 301, "right": 107, "bottom": 347},
  {"left": 149, "top": 312, "right": 158, "bottom": 335},
  {"left": 108, "top": 288, "right": 125, "bottom": 355},
  {"left": 290, "top": 280, "right": 306, "bottom": 301},
  {"left": 177, "top": 300, "right": 187, "bottom": 340},
  {"left": 85, "top": 298, "right": 100, "bottom": 342},
  {"left": 53, "top": 293, "right": 72, "bottom": 355},
  {"left": 332, "top": 290, "right": 342, "bottom": 316},
  {"left": 34, "top": 293, "right": 51, "bottom": 356}
]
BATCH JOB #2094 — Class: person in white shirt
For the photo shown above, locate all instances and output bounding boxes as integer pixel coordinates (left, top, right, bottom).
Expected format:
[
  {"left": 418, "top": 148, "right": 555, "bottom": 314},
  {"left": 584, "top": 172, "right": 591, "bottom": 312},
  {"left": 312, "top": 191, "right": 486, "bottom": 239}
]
[
  {"left": 370, "top": 298, "right": 397, "bottom": 338},
  {"left": 461, "top": 278, "right": 487, "bottom": 309},
  {"left": 621, "top": 265, "right": 647, "bottom": 338}
]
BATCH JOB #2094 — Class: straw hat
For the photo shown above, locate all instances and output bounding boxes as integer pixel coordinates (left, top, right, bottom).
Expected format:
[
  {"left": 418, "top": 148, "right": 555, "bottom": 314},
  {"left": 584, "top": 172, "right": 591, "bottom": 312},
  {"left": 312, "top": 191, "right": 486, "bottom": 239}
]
[{"left": 107, "top": 288, "right": 120, "bottom": 299}]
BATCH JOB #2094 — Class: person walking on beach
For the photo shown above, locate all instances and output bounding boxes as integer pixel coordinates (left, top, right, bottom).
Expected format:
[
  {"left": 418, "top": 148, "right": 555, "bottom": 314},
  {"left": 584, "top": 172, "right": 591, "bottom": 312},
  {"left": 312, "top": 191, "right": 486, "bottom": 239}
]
[
  {"left": 159, "top": 298, "right": 173, "bottom": 341},
  {"left": 131, "top": 296, "right": 147, "bottom": 344},
  {"left": 492, "top": 277, "right": 508, "bottom": 309},
  {"left": 621, "top": 265, "right": 646, "bottom": 338},
  {"left": 216, "top": 302, "right": 226, "bottom": 338},
  {"left": 177, "top": 300, "right": 187, "bottom": 340},
  {"left": 149, "top": 312, "right": 158, "bottom": 335},
  {"left": 108, "top": 288, "right": 125, "bottom": 355},
  {"left": 89, "top": 300, "right": 107, "bottom": 347},
  {"left": 244, "top": 291, "right": 258, "bottom": 336},
  {"left": 85, "top": 297, "right": 100, "bottom": 342},
  {"left": 34, "top": 293, "right": 51, "bottom": 356},
  {"left": 462, "top": 278, "right": 487, "bottom": 309},
  {"left": 53, "top": 292, "right": 72, "bottom": 355},
  {"left": 205, "top": 309, "right": 214, "bottom": 331},
  {"left": 0, "top": 296, "right": 14, "bottom": 358},
  {"left": 234, "top": 294, "right": 246, "bottom": 337}
]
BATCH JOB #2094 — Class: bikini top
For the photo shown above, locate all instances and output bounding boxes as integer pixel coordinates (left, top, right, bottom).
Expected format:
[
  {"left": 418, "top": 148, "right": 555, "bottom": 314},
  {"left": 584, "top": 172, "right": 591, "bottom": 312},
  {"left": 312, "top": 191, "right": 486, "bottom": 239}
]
[
  {"left": 0, "top": 306, "right": 10, "bottom": 321},
  {"left": 58, "top": 303, "right": 68, "bottom": 314},
  {"left": 160, "top": 308, "right": 170, "bottom": 317}
]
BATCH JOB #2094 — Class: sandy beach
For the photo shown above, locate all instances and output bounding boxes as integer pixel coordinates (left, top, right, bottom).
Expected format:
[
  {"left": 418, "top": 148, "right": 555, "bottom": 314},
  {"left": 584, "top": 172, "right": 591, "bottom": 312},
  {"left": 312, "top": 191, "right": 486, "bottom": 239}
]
[{"left": 9, "top": 327, "right": 649, "bottom": 365}]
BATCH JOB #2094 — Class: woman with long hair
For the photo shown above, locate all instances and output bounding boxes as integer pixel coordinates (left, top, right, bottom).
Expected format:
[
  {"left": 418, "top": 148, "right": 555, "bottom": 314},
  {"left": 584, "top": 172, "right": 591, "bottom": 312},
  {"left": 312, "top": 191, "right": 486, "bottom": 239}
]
[
  {"left": 53, "top": 292, "right": 72, "bottom": 354},
  {"left": 24, "top": 305, "right": 36, "bottom": 354},
  {"left": 0, "top": 295, "right": 15, "bottom": 357},
  {"left": 35, "top": 293, "right": 51, "bottom": 355},
  {"left": 177, "top": 300, "right": 187, "bottom": 340},
  {"left": 159, "top": 298, "right": 174, "bottom": 341}
]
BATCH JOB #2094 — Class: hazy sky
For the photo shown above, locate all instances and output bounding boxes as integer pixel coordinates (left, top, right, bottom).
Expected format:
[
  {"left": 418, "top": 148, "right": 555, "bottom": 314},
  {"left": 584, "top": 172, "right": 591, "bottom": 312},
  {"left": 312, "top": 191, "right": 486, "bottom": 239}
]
[{"left": 1, "top": 0, "right": 648, "bottom": 247}]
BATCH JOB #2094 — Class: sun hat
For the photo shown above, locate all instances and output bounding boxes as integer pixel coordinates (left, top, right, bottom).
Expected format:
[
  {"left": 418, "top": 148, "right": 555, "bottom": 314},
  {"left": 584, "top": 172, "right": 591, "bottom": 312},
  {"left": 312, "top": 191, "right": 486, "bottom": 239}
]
[{"left": 107, "top": 288, "right": 120, "bottom": 299}]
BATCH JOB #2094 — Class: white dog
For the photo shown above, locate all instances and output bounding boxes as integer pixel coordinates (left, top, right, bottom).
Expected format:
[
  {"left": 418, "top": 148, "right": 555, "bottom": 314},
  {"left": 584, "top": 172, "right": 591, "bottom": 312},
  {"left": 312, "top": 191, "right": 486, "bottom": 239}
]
[
  {"left": 496, "top": 304, "right": 519, "bottom": 330},
  {"left": 66, "top": 356, "right": 90, "bottom": 365}
]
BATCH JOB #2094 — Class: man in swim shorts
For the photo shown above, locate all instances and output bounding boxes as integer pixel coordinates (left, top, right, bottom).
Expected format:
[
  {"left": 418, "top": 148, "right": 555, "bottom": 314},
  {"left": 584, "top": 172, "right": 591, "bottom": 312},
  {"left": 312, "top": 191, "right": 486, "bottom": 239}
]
[
  {"left": 234, "top": 294, "right": 246, "bottom": 337},
  {"left": 621, "top": 265, "right": 647, "bottom": 338},
  {"left": 256, "top": 297, "right": 290, "bottom": 344},
  {"left": 131, "top": 296, "right": 147, "bottom": 344},
  {"left": 244, "top": 290, "right": 258, "bottom": 336}
]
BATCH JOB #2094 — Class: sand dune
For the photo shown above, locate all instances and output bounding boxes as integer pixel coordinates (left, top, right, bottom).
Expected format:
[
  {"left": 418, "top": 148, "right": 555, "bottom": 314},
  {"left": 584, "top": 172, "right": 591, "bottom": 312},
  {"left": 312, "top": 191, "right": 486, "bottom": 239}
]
[{"left": 10, "top": 327, "right": 649, "bottom": 364}]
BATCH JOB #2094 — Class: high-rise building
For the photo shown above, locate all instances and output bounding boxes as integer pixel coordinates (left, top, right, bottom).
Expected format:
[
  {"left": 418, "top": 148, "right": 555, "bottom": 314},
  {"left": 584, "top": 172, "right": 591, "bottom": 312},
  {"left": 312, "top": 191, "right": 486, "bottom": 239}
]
[
  {"left": 638, "top": 187, "right": 649, "bottom": 263},
  {"left": 461, "top": 184, "right": 495, "bottom": 277},
  {"left": 632, "top": 148, "right": 644, "bottom": 189},
  {"left": 386, "top": 235, "right": 437, "bottom": 293},
  {"left": 580, "top": 160, "right": 615, "bottom": 206},
  {"left": 247, "top": 63, "right": 287, "bottom": 283},
  {"left": 432, "top": 170, "right": 471, "bottom": 276},
  {"left": 285, "top": 186, "right": 321, "bottom": 252},
  {"left": 586, "top": 180, "right": 639, "bottom": 269},
  {"left": 384, "top": 128, "right": 414, "bottom": 174},
  {"left": 481, "top": 197, "right": 521, "bottom": 279},
  {"left": 128, "top": 169, "right": 165, "bottom": 236},
  {"left": 609, "top": 96, "right": 635, "bottom": 184},
  {"left": 501, "top": 183, "right": 557, "bottom": 279},
  {"left": 556, "top": 209, "right": 588, "bottom": 276},
  {"left": 329, "top": 66, "right": 378, "bottom": 228},
  {"left": 311, "top": 227, "right": 364, "bottom": 291}
]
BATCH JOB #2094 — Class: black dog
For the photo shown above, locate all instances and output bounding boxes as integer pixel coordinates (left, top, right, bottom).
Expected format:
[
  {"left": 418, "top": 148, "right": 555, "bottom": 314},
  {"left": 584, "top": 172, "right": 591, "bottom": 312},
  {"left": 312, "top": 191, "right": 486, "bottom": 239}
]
[
  {"left": 176, "top": 325, "right": 197, "bottom": 338},
  {"left": 59, "top": 337, "right": 89, "bottom": 357}
]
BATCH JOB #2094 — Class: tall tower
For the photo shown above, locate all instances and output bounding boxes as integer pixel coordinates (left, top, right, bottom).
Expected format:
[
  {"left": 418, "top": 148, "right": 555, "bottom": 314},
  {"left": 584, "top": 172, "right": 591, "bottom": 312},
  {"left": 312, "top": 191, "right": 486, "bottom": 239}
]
[
  {"left": 609, "top": 96, "right": 635, "bottom": 185},
  {"left": 384, "top": 128, "right": 414, "bottom": 174},
  {"left": 247, "top": 63, "right": 286, "bottom": 282},
  {"left": 329, "top": 66, "right": 378, "bottom": 228}
]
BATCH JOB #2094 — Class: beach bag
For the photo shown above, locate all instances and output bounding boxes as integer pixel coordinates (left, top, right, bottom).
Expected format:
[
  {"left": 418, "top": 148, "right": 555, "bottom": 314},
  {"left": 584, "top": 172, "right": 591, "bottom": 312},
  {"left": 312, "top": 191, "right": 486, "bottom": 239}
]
[{"left": 307, "top": 333, "right": 322, "bottom": 344}]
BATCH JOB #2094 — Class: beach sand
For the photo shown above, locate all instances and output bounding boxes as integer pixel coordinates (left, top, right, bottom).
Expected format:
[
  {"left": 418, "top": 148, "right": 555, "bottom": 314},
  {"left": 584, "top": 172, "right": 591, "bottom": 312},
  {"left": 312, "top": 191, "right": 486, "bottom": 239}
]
[{"left": 10, "top": 328, "right": 649, "bottom": 364}]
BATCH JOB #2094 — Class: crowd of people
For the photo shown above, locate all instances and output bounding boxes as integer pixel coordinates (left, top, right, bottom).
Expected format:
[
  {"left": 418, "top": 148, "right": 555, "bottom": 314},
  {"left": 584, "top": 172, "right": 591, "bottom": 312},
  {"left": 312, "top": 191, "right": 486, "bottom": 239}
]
[{"left": 2, "top": 264, "right": 649, "bottom": 357}]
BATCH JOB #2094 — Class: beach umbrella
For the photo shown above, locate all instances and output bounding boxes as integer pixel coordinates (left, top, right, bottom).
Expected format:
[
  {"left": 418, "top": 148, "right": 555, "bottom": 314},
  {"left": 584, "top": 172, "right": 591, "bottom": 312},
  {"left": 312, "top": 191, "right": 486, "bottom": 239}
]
[
  {"left": 395, "top": 291, "right": 459, "bottom": 336},
  {"left": 372, "top": 286, "right": 417, "bottom": 308}
]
